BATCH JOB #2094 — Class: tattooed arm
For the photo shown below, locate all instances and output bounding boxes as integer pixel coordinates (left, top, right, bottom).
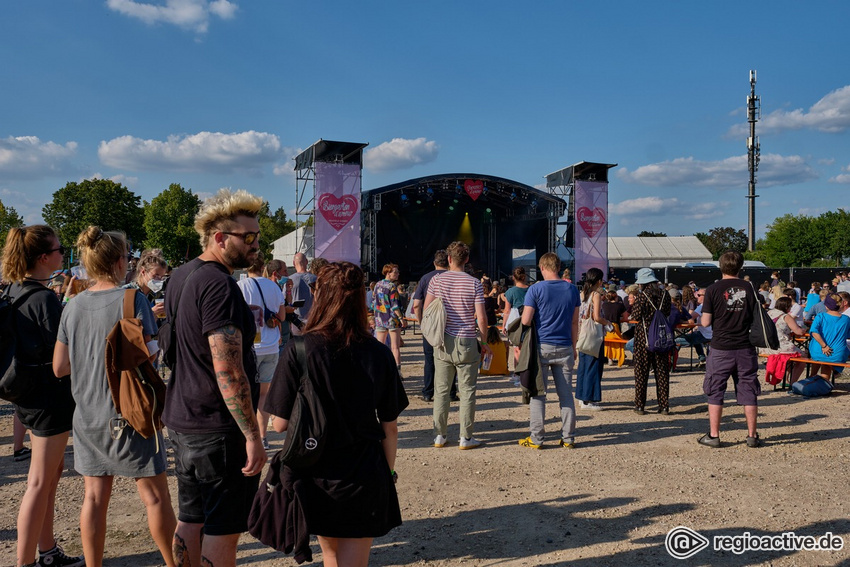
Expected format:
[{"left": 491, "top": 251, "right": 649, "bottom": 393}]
[{"left": 208, "top": 324, "right": 267, "bottom": 476}]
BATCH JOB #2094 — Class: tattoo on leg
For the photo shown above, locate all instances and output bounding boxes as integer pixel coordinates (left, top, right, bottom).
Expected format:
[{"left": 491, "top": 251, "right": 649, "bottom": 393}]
[
  {"left": 201, "top": 557, "right": 214, "bottom": 567},
  {"left": 173, "top": 533, "right": 191, "bottom": 567}
]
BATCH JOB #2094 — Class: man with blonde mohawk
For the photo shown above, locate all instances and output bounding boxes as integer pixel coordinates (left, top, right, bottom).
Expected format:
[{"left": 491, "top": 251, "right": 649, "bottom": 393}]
[{"left": 164, "top": 189, "right": 267, "bottom": 567}]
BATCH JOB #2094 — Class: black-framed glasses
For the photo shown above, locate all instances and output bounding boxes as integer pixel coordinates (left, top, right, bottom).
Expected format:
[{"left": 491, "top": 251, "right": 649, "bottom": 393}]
[
  {"left": 45, "top": 245, "right": 66, "bottom": 256},
  {"left": 221, "top": 231, "right": 260, "bottom": 245}
]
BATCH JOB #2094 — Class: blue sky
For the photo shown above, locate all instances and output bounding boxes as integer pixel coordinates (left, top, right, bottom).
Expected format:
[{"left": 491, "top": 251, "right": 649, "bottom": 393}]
[{"left": 2, "top": 1, "right": 850, "bottom": 239}]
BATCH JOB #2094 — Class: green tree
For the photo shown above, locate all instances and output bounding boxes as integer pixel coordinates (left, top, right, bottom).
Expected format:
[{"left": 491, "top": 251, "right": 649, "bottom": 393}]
[
  {"left": 637, "top": 230, "right": 666, "bottom": 237},
  {"left": 143, "top": 183, "right": 202, "bottom": 265},
  {"left": 694, "top": 226, "right": 748, "bottom": 260},
  {"left": 815, "top": 209, "right": 850, "bottom": 264},
  {"left": 43, "top": 179, "right": 145, "bottom": 253},
  {"left": 759, "top": 214, "right": 821, "bottom": 267},
  {"left": 257, "top": 202, "right": 296, "bottom": 259},
  {"left": 0, "top": 199, "right": 25, "bottom": 250}
]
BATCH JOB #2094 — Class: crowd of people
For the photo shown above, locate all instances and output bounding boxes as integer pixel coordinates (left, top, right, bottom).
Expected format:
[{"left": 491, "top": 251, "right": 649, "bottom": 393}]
[{"left": 4, "top": 186, "right": 850, "bottom": 565}]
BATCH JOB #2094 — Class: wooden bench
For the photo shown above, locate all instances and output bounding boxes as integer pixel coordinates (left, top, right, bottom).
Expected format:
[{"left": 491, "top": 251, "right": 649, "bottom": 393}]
[{"left": 758, "top": 353, "right": 850, "bottom": 389}]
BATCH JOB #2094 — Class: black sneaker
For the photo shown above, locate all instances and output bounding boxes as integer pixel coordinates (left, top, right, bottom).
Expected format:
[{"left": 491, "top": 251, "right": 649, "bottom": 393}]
[
  {"left": 14, "top": 447, "right": 32, "bottom": 461},
  {"left": 37, "top": 544, "right": 85, "bottom": 567},
  {"left": 697, "top": 433, "right": 721, "bottom": 448},
  {"left": 633, "top": 407, "right": 646, "bottom": 415},
  {"left": 746, "top": 433, "right": 761, "bottom": 448}
]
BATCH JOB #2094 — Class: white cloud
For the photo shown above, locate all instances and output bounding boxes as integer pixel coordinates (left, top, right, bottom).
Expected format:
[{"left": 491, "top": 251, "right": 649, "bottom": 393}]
[
  {"left": 617, "top": 154, "right": 814, "bottom": 189},
  {"left": 829, "top": 174, "right": 850, "bottom": 184},
  {"left": 364, "top": 137, "right": 439, "bottom": 173},
  {"left": 0, "top": 136, "right": 78, "bottom": 180},
  {"left": 272, "top": 147, "right": 304, "bottom": 181},
  {"left": 728, "top": 85, "right": 850, "bottom": 136},
  {"left": 609, "top": 196, "right": 729, "bottom": 224},
  {"left": 98, "top": 131, "right": 282, "bottom": 173},
  {"left": 88, "top": 172, "right": 140, "bottom": 188},
  {"left": 106, "top": 0, "right": 238, "bottom": 33}
]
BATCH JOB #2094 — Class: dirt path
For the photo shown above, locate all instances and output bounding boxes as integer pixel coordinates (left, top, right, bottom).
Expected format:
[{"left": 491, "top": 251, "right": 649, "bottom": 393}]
[{"left": 2, "top": 340, "right": 849, "bottom": 566}]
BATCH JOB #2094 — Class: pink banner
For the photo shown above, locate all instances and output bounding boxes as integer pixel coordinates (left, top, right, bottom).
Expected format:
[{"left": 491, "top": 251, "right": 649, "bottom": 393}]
[
  {"left": 314, "top": 162, "right": 361, "bottom": 263},
  {"left": 574, "top": 180, "right": 608, "bottom": 279}
]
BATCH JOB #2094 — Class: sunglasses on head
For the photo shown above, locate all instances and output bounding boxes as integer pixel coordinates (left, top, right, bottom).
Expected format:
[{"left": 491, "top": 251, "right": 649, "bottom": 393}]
[{"left": 220, "top": 231, "right": 260, "bottom": 245}]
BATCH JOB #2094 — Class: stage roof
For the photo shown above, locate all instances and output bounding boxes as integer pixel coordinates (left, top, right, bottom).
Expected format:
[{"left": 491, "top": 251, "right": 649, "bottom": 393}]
[
  {"left": 546, "top": 161, "right": 618, "bottom": 187},
  {"left": 365, "top": 173, "right": 565, "bottom": 218},
  {"left": 294, "top": 139, "right": 368, "bottom": 171}
]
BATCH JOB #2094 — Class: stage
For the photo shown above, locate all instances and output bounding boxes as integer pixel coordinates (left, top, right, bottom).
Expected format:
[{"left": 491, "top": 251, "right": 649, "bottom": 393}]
[{"left": 361, "top": 174, "right": 566, "bottom": 281}]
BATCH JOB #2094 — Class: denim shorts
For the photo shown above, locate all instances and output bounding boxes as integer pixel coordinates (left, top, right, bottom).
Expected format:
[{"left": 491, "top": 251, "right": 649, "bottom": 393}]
[
  {"left": 255, "top": 352, "right": 279, "bottom": 384},
  {"left": 169, "top": 429, "right": 260, "bottom": 536}
]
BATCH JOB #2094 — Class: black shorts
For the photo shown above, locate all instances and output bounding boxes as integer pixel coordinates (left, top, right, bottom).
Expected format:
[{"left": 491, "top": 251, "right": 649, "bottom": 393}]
[
  {"left": 15, "top": 376, "right": 74, "bottom": 437},
  {"left": 169, "top": 429, "right": 259, "bottom": 536}
]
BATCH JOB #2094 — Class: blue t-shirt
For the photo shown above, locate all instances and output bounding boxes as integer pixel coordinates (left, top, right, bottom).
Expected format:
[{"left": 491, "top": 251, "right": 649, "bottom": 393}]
[
  {"left": 809, "top": 312, "right": 850, "bottom": 363},
  {"left": 524, "top": 279, "right": 581, "bottom": 346}
]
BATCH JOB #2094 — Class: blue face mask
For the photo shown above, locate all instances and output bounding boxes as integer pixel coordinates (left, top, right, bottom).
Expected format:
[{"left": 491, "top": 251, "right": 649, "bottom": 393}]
[{"left": 147, "top": 279, "right": 164, "bottom": 294}]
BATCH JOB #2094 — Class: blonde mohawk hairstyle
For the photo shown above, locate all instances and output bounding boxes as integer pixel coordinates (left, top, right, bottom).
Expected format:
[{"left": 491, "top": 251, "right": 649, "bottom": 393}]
[{"left": 194, "top": 188, "right": 263, "bottom": 249}]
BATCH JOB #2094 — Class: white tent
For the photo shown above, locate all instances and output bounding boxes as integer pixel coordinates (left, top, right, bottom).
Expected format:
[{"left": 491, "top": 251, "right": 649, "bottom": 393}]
[
  {"left": 607, "top": 236, "right": 712, "bottom": 268},
  {"left": 271, "top": 227, "right": 313, "bottom": 262}
]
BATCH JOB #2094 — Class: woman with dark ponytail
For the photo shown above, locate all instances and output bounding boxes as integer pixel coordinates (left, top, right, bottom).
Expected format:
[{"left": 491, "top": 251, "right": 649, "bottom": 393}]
[
  {"left": 2, "top": 225, "right": 84, "bottom": 567},
  {"left": 265, "top": 261, "right": 409, "bottom": 566}
]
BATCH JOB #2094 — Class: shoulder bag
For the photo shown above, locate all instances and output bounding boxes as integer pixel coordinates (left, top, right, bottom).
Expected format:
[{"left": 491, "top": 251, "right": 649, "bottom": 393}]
[
  {"left": 576, "top": 295, "right": 604, "bottom": 357},
  {"left": 747, "top": 282, "right": 780, "bottom": 350},
  {"left": 277, "top": 336, "right": 327, "bottom": 469}
]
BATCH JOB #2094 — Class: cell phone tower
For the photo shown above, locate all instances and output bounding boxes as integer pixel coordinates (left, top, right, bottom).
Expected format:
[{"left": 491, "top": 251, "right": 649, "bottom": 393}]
[{"left": 746, "top": 70, "right": 761, "bottom": 252}]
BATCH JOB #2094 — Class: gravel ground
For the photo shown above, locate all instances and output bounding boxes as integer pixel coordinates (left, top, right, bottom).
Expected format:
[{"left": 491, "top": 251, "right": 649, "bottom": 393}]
[{"left": 2, "top": 338, "right": 850, "bottom": 566}]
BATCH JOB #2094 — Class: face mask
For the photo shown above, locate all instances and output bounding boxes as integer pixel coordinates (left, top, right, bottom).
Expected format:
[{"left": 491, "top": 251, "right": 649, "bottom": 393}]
[{"left": 147, "top": 279, "right": 164, "bottom": 294}]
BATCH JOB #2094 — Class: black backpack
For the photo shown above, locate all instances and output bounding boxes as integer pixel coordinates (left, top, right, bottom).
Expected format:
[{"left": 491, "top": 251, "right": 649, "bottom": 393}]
[
  {"left": 0, "top": 284, "right": 54, "bottom": 402},
  {"left": 643, "top": 291, "right": 675, "bottom": 353},
  {"left": 278, "top": 336, "right": 327, "bottom": 469}
]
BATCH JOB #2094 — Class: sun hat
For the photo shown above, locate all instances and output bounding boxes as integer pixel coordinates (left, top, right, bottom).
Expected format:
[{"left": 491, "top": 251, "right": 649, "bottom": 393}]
[{"left": 635, "top": 268, "right": 658, "bottom": 285}]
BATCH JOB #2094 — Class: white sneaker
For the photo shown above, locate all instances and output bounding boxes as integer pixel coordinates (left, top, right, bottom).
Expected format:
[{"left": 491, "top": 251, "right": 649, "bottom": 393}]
[
  {"left": 459, "top": 437, "right": 482, "bottom": 450},
  {"left": 434, "top": 435, "right": 447, "bottom": 448},
  {"left": 580, "top": 401, "right": 603, "bottom": 411}
]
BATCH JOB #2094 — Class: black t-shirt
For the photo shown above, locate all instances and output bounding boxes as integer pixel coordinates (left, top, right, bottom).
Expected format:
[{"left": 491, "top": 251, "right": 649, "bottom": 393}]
[
  {"left": 163, "top": 258, "right": 259, "bottom": 434},
  {"left": 412, "top": 268, "right": 446, "bottom": 303},
  {"left": 600, "top": 301, "right": 625, "bottom": 325},
  {"left": 702, "top": 277, "right": 757, "bottom": 351},
  {"left": 264, "top": 334, "right": 408, "bottom": 447},
  {"left": 8, "top": 281, "right": 62, "bottom": 364}
]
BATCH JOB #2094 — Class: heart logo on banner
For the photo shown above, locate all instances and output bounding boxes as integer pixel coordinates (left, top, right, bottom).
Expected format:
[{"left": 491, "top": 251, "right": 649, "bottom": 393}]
[
  {"left": 318, "top": 193, "right": 359, "bottom": 231},
  {"left": 577, "top": 207, "right": 606, "bottom": 238},
  {"left": 464, "top": 180, "right": 483, "bottom": 201}
]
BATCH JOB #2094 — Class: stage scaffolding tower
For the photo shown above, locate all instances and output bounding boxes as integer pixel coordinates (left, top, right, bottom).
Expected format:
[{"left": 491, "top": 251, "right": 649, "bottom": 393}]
[
  {"left": 546, "top": 161, "right": 617, "bottom": 274},
  {"left": 293, "top": 139, "right": 368, "bottom": 258}
]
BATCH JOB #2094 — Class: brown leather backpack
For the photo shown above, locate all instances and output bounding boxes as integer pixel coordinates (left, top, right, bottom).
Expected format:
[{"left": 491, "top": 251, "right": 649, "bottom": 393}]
[{"left": 105, "top": 289, "right": 166, "bottom": 440}]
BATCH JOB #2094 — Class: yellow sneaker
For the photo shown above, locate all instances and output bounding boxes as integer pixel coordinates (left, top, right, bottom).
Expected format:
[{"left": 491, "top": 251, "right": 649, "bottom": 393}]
[{"left": 518, "top": 436, "right": 542, "bottom": 449}]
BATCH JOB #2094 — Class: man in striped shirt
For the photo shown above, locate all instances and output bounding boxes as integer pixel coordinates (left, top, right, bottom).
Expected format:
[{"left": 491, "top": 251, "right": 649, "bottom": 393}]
[{"left": 424, "top": 241, "right": 492, "bottom": 450}]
